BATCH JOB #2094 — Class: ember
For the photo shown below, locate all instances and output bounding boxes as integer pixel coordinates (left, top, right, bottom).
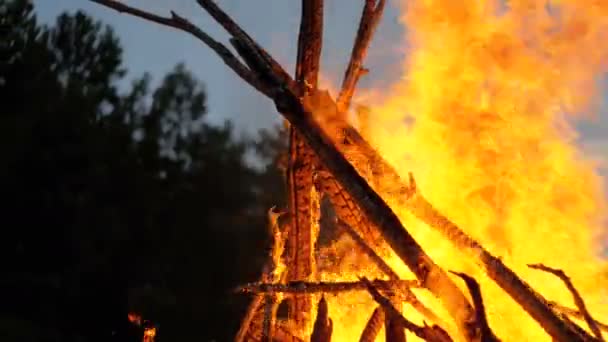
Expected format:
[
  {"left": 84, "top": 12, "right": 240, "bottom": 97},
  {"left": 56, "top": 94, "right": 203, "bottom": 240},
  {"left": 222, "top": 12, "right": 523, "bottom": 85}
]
[{"left": 92, "top": 0, "right": 608, "bottom": 341}]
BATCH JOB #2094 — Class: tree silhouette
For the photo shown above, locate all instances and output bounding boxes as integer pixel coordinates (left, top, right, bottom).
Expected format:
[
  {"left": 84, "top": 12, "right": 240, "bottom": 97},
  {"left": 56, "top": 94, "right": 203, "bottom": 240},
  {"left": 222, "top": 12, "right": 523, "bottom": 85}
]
[{"left": 0, "top": 1, "right": 286, "bottom": 341}]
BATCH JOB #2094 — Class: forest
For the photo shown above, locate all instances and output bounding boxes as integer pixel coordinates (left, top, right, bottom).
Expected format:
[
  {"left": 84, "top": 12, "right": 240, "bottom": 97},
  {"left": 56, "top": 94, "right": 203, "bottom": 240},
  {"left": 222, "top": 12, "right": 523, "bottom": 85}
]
[{"left": 1, "top": 0, "right": 285, "bottom": 340}]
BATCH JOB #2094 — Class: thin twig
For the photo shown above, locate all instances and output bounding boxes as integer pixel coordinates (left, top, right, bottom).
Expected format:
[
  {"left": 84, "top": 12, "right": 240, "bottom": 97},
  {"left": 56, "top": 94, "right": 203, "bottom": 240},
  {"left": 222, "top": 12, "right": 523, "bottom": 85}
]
[
  {"left": 88, "top": 0, "right": 270, "bottom": 97},
  {"left": 529, "top": 264, "right": 604, "bottom": 341},
  {"left": 337, "top": 0, "right": 386, "bottom": 112},
  {"left": 549, "top": 301, "right": 608, "bottom": 333},
  {"left": 358, "top": 307, "right": 385, "bottom": 342},
  {"left": 450, "top": 271, "right": 501, "bottom": 342},
  {"left": 237, "top": 279, "right": 421, "bottom": 295},
  {"left": 361, "top": 277, "right": 453, "bottom": 342}
]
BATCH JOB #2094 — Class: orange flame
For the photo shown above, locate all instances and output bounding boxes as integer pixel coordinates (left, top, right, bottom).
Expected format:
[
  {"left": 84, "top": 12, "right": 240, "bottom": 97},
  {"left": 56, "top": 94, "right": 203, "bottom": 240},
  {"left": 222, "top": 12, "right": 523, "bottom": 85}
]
[{"left": 316, "top": 1, "right": 608, "bottom": 341}]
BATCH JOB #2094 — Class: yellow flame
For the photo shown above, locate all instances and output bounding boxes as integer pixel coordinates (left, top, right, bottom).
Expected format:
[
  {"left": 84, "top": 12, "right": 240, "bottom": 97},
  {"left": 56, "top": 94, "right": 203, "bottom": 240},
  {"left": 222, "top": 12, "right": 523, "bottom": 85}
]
[{"left": 316, "top": 1, "right": 608, "bottom": 341}]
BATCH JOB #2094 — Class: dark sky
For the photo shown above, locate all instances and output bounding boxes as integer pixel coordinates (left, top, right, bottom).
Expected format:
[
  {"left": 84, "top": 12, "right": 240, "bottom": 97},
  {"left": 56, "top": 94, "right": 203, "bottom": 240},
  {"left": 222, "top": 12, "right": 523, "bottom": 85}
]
[{"left": 34, "top": 0, "right": 606, "bottom": 176}]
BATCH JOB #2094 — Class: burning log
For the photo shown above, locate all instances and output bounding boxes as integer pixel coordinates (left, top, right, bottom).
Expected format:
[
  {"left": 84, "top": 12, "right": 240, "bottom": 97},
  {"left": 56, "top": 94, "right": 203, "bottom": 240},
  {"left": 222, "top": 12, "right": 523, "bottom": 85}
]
[
  {"left": 237, "top": 279, "right": 421, "bottom": 295},
  {"left": 361, "top": 277, "right": 453, "bottom": 342},
  {"left": 449, "top": 271, "right": 501, "bottom": 342},
  {"left": 311, "top": 297, "right": 333, "bottom": 342},
  {"left": 358, "top": 307, "right": 385, "bottom": 342},
  {"left": 528, "top": 264, "right": 605, "bottom": 341},
  {"left": 288, "top": 0, "right": 325, "bottom": 330}
]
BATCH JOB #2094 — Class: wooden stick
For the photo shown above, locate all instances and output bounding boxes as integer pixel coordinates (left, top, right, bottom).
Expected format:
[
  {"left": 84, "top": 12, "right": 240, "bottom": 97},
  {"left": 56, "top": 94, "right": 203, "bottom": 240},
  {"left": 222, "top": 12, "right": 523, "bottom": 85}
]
[
  {"left": 88, "top": 0, "right": 270, "bottom": 98},
  {"left": 311, "top": 296, "right": 333, "bottom": 342},
  {"left": 359, "top": 307, "right": 385, "bottom": 342},
  {"left": 337, "top": 0, "right": 386, "bottom": 112},
  {"left": 361, "top": 277, "right": 453, "bottom": 342},
  {"left": 549, "top": 302, "right": 608, "bottom": 333},
  {"left": 529, "top": 264, "right": 604, "bottom": 341},
  {"left": 295, "top": 0, "right": 324, "bottom": 92},
  {"left": 235, "top": 295, "right": 264, "bottom": 342},
  {"left": 237, "top": 279, "right": 421, "bottom": 295},
  {"left": 262, "top": 294, "right": 279, "bottom": 342},
  {"left": 450, "top": 271, "right": 501, "bottom": 342},
  {"left": 195, "top": 0, "right": 299, "bottom": 94}
]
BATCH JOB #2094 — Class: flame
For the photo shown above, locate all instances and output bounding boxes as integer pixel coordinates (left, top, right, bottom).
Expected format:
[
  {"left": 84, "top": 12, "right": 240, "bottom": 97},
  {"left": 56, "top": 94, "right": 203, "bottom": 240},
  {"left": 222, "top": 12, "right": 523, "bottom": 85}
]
[{"left": 315, "top": 1, "right": 608, "bottom": 341}]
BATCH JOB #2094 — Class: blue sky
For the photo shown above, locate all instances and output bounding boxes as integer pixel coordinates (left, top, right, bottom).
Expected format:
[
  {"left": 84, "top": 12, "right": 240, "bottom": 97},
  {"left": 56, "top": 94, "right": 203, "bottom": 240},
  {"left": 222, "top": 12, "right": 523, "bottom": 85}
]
[{"left": 34, "top": 1, "right": 606, "bottom": 177}]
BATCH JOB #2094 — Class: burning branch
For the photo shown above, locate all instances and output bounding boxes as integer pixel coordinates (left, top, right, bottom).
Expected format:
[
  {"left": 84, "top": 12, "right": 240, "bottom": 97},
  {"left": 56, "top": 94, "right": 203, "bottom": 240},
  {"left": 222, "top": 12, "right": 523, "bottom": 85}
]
[
  {"left": 528, "top": 263, "right": 605, "bottom": 341},
  {"left": 549, "top": 302, "right": 608, "bottom": 333},
  {"left": 361, "top": 277, "right": 453, "bottom": 342},
  {"left": 334, "top": 218, "right": 445, "bottom": 329},
  {"left": 311, "top": 296, "right": 333, "bottom": 342},
  {"left": 449, "top": 271, "right": 501, "bottom": 342},
  {"left": 237, "top": 279, "right": 421, "bottom": 295},
  {"left": 88, "top": 0, "right": 271, "bottom": 97},
  {"left": 358, "top": 307, "right": 385, "bottom": 342},
  {"left": 236, "top": 208, "right": 289, "bottom": 342},
  {"left": 337, "top": 0, "right": 387, "bottom": 112}
]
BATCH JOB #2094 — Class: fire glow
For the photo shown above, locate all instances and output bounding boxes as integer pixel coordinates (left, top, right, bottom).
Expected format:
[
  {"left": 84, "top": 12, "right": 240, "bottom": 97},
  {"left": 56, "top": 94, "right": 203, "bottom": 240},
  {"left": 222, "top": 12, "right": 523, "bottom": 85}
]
[{"left": 320, "top": 1, "right": 608, "bottom": 341}]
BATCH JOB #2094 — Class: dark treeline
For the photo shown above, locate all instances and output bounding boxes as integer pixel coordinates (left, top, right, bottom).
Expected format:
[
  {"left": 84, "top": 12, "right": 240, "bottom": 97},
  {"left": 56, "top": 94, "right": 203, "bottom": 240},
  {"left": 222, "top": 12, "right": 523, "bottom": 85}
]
[{"left": 1, "top": 1, "right": 287, "bottom": 341}]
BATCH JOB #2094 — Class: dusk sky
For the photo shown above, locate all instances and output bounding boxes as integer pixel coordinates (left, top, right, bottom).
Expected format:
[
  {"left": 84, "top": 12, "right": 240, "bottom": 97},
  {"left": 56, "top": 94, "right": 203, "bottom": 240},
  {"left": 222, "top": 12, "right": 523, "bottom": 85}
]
[{"left": 34, "top": 0, "right": 606, "bottom": 177}]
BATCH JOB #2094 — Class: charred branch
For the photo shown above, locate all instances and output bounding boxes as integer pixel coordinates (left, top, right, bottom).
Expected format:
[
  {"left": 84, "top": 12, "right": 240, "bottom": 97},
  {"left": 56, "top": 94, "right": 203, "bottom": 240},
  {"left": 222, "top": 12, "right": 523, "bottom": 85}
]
[
  {"left": 361, "top": 277, "right": 453, "bottom": 342},
  {"left": 295, "top": 0, "right": 324, "bottom": 91},
  {"left": 386, "top": 311, "right": 407, "bottom": 342},
  {"left": 195, "top": 0, "right": 299, "bottom": 94},
  {"left": 236, "top": 295, "right": 265, "bottom": 342},
  {"left": 89, "top": 0, "right": 270, "bottom": 97},
  {"left": 359, "top": 307, "right": 385, "bottom": 342},
  {"left": 237, "top": 279, "right": 421, "bottom": 295},
  {"left": 549, "top": 302, "right": 608, "bottom": 333},
  {"left": 311, "top": 296, "right": 333, "bottom": 342},
  {"left": 337, "top": 0, "right": 386, "bottom": 112},
  {"left": 262, "top": 294, "right": 279, "bottom": 342},
  {"left": 528, "top": 264, "right": 604, "bottom": 341},
  {"left": 450, "top": 271, "right": 501, "bottom": 342}
]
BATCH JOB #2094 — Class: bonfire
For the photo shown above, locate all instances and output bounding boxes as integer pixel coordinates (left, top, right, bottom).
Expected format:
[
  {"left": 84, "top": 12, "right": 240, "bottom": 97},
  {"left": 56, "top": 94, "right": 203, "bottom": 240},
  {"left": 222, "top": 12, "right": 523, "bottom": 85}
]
[{"left": 91, "top": 1, "right": 608, "bottom": 341}]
